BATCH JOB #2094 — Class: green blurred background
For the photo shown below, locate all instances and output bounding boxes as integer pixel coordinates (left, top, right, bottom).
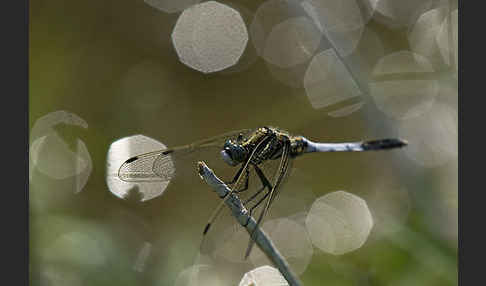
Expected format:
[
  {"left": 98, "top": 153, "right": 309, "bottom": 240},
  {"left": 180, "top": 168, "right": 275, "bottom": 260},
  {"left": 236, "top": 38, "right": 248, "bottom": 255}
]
[{"left": 29, "top": 0, "right": 457, "bottom": 285}]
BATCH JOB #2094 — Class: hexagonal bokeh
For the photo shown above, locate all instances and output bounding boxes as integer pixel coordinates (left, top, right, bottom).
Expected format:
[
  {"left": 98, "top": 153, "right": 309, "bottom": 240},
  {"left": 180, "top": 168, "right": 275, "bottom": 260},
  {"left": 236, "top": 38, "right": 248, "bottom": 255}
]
[
  {"left": 370, "top": 0, "right": 436, "bottom": 29},
  {"left": 343, "top": 26, "right": 385, "bottom": 85},
  {"left": 106, "top": 135, "right": 172, "bottom": 202},
  {"left": 249, "top": 218, "right": 314, "bottom": 275},
  {"left": 208, "top": 214, "right": 313, "bottom": 275},
  {"left": 304, "top": 49, "right": 362, "bottom": 110},
  {"left": 30, "top": 110, "right": 92, "bottom": 194},
  {"left": 369, "top": 50, "right": 439, "bottom": 120},
  {"left": 398, "top": 102, "right": 457, "bottom": 168},
  {"left": 408, "top": 7, "right": 450, "bottom": 69},
  {"left": 30, "top": 1, "right": 459, "bottom": 285},
  {"left": 171, "top": 1, "right": 248, "bottom": 73},
  {"left": 219, "top": 1, "right": 260, "bottom": 75},
  {"left": 250, "top": 0, "right": 321, "bottom": 68},
  {"left": 305, "top": 191, "right": 373, "bottom": 255},
  {"left": 144, "top": 0, "right": 201, "bottom": 14},
  {"left": 301, "top": 0, "right": 366, "bottom": 57},
  {"left": 239, "top": 265, "right": 288, "bottom": 286},
  {"left": 262, "top": 16, "right": 321, "bottom": 69},
  {"left": 436, "top": 9, "right": 458, "bottom": 75}
]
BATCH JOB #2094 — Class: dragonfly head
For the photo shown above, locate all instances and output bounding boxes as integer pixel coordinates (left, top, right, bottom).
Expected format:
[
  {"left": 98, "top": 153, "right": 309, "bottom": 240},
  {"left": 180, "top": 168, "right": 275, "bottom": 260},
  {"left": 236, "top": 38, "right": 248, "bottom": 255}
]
[{"left": 221, "top": 140, "right": 247, "bottom": 166}]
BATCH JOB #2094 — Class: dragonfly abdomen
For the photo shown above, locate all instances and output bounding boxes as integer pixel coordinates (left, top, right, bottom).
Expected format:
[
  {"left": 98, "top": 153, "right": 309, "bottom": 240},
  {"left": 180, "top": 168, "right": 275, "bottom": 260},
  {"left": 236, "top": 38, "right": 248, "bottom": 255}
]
[{"left": 302, "top": 138, "right": 407, "bottom": 153}]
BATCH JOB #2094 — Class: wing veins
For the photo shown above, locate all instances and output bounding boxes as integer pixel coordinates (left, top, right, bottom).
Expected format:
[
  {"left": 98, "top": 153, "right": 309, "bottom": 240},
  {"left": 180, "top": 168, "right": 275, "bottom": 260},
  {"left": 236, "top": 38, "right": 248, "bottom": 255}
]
[
  {"left": 117, "top": 129, "right": 252, "bottom": 182},
  {"left": 244, "top": 140, "right": 292, "bottom": 259}
]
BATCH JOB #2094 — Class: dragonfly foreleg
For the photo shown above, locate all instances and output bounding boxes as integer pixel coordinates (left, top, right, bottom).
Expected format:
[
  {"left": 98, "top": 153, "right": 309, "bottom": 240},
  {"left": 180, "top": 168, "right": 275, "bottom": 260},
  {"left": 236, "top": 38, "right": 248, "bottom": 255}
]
[
  {"left": 225, "top": 164, "right": 245, "bottom": 186},
  {"left": 243, "top": 165, "right": 273, "bottom": 226},
  {"left": 245, "top": 165, "right": 273, "bottom": 203},
  {"left": 243, "top": 184, "right": 266, "bottom": 205},
  {"left": 253, "top": 165, "right": 273, "bottom": 190},
  {"left": 235, "top": 168, "right": 250, "bottom": 193},
  {"left": 244, "top": 188, "right": 273, "bottom": 227}
]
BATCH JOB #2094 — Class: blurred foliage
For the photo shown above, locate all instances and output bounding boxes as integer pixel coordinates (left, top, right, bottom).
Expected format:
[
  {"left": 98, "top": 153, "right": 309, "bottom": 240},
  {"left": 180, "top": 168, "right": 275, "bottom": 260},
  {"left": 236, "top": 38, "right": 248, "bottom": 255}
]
[{"left": 30, "top": 0, "right": 457, "bottom": 285}]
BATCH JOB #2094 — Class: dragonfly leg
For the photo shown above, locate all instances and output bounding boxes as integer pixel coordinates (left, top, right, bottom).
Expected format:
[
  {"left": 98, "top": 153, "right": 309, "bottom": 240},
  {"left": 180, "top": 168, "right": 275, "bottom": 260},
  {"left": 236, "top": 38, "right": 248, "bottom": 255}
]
[
  {"left": 225, "top": 164, "right": 245, "bottom": 185},
  {"left": 244, "top": 186, "right": 265, "bottom": 226},
  {"left": 243, "top": 165, "right": 273, "bottom": 205},
  {"left": 253, "top": 165, "right": 273, "bottom": 190},
  {"left": 243, "top": 184, "right": 265, "bottom": 205},
  {"left": 249, "top": 190, "right": 271, "bottom": 216},
  {"left": 236, "top": 168, "right": 250, "bottom": 193},
  {"left": 244, "top": 189, "right": 273, "bottom": 226},
  {"left": 243, "top": 165, "right": 273, "bottom": 226}
]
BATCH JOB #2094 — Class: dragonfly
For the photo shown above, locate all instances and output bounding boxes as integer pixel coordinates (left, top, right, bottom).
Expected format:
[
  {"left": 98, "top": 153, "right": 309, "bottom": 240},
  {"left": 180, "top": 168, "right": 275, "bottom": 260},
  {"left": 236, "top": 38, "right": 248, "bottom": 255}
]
[{"left": 118, "top": 126, "right": 407, "bottom": 259}]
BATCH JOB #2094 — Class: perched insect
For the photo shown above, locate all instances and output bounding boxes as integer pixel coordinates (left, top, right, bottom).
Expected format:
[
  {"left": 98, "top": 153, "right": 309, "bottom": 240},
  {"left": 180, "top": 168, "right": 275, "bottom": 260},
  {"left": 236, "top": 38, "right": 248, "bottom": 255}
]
[{"left": 118, "top": 126, "right": 407, "bottom": 258}]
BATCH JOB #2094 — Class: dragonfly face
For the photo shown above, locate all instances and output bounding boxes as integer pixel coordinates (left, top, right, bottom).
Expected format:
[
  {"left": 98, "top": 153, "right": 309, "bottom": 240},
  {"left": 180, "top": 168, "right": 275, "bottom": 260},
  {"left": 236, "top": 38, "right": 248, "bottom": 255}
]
[{"left": 221, "top": 139, "right": 248, "bottom": 166}]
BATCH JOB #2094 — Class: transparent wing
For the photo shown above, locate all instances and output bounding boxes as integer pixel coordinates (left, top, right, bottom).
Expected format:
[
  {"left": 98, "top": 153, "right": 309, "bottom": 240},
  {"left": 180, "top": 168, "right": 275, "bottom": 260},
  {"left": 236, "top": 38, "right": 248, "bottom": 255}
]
[
  {"left": 199, "top": 139, "right": 292, "bottom": 262},
  {"left": 118, "top": 129, "right": 252, "bottom": 183},
  {"left": 117, "top": 149, "right": 174, "bottom": 182},
  {"left": 244, "top": 141, "right": 293, "bottom": 259}
]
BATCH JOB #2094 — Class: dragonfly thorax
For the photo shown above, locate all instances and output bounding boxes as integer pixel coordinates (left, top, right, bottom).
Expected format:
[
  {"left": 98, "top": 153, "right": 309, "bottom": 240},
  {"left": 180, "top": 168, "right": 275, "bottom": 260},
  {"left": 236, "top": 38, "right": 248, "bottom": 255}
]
[{"left": 221, "top": 127, "right": 278, "bottom": 166}]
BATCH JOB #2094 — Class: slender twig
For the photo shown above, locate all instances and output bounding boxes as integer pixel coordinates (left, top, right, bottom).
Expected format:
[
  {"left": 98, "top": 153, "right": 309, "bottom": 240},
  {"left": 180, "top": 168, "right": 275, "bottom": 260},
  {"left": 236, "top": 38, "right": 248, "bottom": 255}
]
[{"left": 197, "top": 161, "right": 302, "bottom": 286}]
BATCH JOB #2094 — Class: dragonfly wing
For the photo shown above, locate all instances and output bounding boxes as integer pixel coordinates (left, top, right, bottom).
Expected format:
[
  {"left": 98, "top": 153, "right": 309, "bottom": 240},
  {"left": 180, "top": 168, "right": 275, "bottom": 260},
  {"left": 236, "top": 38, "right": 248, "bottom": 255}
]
[
  {"left": 117, "top": 129, "right": 253, "bottom": 183},
  {"left": 267, "top": 146, "right": 293, "bottom": 209},
  {"left": 118, "top": 149, "right": 176, "bottom": 182},
  {"left": 244, "top": 140, "right": 292, "bottom": 259}
]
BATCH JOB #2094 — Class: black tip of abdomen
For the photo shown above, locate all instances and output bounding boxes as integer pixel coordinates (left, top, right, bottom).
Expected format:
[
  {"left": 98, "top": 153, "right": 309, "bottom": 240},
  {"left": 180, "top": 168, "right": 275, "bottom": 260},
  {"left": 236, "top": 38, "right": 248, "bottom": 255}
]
[{"left": 362, "top": 138, "right": 408, "bottom": 150}]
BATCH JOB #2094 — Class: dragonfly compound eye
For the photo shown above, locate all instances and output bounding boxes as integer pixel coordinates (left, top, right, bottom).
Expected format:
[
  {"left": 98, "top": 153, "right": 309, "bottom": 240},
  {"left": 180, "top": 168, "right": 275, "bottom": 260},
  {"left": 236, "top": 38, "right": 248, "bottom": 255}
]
[
  {"left": 231, "top": 145, "right": 247, "bottom": 163},
  {"left": 221, "top": 140, "right": 247, "bottom": 166}
]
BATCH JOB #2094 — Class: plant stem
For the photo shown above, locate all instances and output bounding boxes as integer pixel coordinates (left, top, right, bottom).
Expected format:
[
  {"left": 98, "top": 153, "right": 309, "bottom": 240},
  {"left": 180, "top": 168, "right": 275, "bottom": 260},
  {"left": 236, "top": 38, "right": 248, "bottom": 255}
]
[{"left": 197, "top": 161, "right": 302, "bottom": 286}]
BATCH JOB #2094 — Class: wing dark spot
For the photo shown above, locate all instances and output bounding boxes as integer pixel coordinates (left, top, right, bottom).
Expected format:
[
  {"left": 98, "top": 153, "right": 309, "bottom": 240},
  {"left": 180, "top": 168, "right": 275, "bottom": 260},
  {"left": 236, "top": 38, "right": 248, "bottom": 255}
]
[
  {"left": 125, "top": 156, "right": 138, "bottom": 164},
  {"left": 162, "top": 150, "right": 173, "bottom": 155},
  {"left": 203, "top": 223, "right": 211, "bottom": 235}
]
